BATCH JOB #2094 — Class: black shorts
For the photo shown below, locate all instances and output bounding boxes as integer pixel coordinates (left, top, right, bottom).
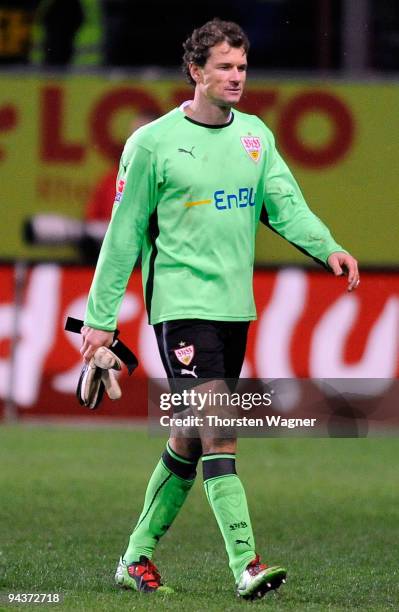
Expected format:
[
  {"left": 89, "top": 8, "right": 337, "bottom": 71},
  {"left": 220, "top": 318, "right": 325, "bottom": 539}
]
[{"left": 153, "top": 319, "right": 249, "bottom": 380}]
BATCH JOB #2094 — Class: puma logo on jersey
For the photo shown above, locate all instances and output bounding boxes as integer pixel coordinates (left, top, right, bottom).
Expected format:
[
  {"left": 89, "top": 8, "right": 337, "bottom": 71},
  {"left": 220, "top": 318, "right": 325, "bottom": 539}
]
[
  {"left": 180, "top": 365, "right": 198, "bottom": 378},
  {"left": 178, "top": 146, "right": 195, "bottom": 158}
]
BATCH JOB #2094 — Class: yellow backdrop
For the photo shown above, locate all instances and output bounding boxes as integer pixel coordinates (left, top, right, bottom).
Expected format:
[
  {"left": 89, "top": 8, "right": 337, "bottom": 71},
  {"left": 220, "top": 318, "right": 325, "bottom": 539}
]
[{"left": 0, "top": 75, "right": 397, "bottom": 264}]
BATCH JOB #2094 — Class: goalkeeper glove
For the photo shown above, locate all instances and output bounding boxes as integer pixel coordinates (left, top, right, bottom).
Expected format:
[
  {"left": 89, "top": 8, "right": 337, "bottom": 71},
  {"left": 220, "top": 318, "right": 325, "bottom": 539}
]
[{"left": 76, "top": 346, "right": 123, "bottom": 409}]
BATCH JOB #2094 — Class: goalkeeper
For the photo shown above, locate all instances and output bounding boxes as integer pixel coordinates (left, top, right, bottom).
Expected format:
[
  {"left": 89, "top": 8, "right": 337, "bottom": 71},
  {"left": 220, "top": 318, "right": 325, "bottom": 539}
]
[{"left": 80, "top": 18, "right": 359, "bottom": 599}]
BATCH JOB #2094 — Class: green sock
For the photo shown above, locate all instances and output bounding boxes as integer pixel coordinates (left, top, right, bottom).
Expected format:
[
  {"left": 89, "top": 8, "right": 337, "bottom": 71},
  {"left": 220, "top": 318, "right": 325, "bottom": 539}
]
[
  {"left": 203, "top": 454, "right": 255, "bottom": 581},
  {"left": 124, "top": 443, "right": 197, "bottom": 564}
]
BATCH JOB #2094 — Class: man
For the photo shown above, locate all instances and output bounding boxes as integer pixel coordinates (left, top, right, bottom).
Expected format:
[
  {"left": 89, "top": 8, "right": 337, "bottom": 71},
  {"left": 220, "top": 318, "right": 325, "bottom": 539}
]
[
  {"left": 0, "top": 0, "right": 40, "bottom": 65},
  {"left": 80, "top": 19, "right": 359, "bottom": 600}
]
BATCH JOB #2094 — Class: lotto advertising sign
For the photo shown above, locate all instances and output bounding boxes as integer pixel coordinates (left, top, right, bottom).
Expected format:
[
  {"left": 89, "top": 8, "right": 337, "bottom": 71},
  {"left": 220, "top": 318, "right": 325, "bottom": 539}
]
[
  {"left": 0, "top": 75, "right": 398, "bottom": 264},
  {"left": 0, "top": 265, "right": 398, "bottom": 424}
]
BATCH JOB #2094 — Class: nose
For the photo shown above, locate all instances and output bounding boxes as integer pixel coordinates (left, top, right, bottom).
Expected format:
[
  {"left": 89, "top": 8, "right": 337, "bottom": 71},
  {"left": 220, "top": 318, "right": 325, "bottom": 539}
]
[{"left": 230, "top": 67, "right": 240, "bottom": 81}]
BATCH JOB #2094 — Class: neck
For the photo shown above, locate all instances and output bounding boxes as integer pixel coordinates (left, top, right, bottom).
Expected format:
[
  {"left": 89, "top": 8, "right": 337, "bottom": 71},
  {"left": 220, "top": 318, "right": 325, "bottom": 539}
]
[{"left": 185, "top": 94, "right": 231, "bottom": 125}]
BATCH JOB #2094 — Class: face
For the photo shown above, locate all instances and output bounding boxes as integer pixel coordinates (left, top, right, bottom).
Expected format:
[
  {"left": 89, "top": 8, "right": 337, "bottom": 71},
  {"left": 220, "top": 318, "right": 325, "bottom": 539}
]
[{"left": 190, "top": 41, "right": 247, "bottom": 106}]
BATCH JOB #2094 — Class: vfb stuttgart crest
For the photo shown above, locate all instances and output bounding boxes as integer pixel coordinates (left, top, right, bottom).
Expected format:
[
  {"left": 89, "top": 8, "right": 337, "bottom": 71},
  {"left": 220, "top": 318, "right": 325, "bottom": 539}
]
[
  {"left": 240, "top": 136, "right": 262, "bottom": 163},
  {"left": 174, "top": 345, "right": 195, "bottom": 366}
]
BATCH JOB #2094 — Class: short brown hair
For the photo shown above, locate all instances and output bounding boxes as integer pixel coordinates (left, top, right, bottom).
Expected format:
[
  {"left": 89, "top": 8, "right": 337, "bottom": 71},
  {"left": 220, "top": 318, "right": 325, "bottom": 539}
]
[{"left": 182, "top": 18, "right": 250, "bottom": 86}]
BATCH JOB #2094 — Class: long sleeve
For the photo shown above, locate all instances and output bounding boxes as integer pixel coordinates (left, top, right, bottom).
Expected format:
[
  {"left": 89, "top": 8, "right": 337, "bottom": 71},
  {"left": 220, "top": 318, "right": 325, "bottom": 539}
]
[
  {"left": 84, "top": 139, "right": 158, "bottom": 330},
  {"left": 261, "top": 131, "right": 346, "bottom": 266}
]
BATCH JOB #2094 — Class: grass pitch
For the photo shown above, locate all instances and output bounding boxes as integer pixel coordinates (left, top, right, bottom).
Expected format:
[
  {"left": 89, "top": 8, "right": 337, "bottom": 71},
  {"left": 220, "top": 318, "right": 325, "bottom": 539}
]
[{"left": 0, "top": 425, "right": 398, "bottom": 611}]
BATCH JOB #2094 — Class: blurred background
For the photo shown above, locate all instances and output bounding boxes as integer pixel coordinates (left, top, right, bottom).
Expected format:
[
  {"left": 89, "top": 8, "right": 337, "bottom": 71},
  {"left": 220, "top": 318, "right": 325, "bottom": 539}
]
[{"left": 0, "top": 0, "right": 398, "bottom": 421}]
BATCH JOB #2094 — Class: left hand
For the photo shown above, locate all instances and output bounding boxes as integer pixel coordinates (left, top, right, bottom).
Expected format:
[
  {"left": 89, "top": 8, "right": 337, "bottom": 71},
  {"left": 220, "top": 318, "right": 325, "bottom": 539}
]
[
  {"left": 327, "top": 251, "right": 360, "bottom": 292},
  {"left": 80, "top": 326, "right": 114, "bottom": 363}
]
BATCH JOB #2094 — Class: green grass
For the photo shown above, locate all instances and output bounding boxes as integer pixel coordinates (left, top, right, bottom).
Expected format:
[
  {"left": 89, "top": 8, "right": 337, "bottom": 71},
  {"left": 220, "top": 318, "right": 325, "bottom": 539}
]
[{"left": 0, "top": 426, "right": 398, "bottom": 611}]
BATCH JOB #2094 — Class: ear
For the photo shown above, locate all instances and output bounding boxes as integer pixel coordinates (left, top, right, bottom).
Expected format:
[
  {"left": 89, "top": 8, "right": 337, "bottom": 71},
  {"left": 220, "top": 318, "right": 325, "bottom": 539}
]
[{"left": 189, "top": 63, "right": 203, "bottom": 84}]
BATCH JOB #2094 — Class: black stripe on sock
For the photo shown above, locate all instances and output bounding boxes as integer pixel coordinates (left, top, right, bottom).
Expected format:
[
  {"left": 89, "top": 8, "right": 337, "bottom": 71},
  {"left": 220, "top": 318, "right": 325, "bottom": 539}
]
[
  {"left": 202, "top": 452, "right": 236, "bottom": 458},
  {"left": 162, "top": 449, "right": 197, "bottom": 480},
  {"left": 202, "top": 457, "right": 236, "bottom": 481},
  {"left": 134, "top": 473, "right": 172, "bottom": 531}
]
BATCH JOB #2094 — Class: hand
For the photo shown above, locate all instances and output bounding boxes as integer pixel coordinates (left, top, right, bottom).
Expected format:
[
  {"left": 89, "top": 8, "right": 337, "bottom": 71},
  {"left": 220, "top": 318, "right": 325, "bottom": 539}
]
[
  {"left": 327, "top": 251, "right": 360, "bottom": 292},
  {"left": 80, "top": 326, "right": 114, "bottom": 363}
]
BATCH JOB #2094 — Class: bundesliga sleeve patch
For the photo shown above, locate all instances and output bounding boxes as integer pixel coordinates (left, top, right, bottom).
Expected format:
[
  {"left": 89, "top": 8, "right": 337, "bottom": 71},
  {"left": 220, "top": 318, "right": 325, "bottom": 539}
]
[
  {"left": 240, "top": 136, "right": 262, "bottom": 163},
  {"left": 114, "top": 179, "right": 125, "bottom": 203}
]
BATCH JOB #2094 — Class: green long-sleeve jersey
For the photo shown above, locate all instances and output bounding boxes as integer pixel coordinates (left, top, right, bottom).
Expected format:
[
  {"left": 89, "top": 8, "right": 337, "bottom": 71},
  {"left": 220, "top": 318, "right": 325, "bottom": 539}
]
[{"left": 84, "top": 107, "right": 345, "bottom": 330}]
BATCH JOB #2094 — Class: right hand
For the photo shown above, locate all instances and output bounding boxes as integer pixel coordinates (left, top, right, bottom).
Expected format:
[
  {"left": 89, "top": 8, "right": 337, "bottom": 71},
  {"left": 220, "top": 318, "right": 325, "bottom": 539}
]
[
  {"left": 80, "top": 326, "right": 114, "bottom": 363},
  {"left": 327, "top": 251, "right": 360, "bottom": 292}
]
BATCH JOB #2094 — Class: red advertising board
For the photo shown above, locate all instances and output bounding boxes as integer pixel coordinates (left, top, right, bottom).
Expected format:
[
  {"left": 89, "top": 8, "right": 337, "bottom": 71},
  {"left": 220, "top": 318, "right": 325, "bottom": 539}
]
[{"left": 0, "top": 265, "right": 398, "bottom": 421}]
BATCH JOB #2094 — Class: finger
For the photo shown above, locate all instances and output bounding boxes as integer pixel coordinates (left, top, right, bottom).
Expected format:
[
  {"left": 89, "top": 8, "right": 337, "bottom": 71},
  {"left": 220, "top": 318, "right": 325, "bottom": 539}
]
[
  {"left": 348, "top": 272, "right": 355, "bottom": 285},
  {"left": 347, "top": 261, "right": 360, "bottom": 290},
  {"left": 348, "top": 277, "right": 360, "bottom": 292},
  {"left": 80, "top": 338, "right": 93, "bottom": 362},
  {"left": 345, "top": 258, "right": 358, "bottom": 283},
  {"left": 80, "top": 342, "right": 87, "bottom": 358},
  {"left": 347, "top": 259, "right": 359, "bottom": 290},
  {"left": 83, "top": 348, "right": 95, "bottom": 362},
  {"left": 330, "top": 259, "right": 343, "bottom": 276},
  {"left": 81, "top": 342, "right": 96, "bottom": 362}
]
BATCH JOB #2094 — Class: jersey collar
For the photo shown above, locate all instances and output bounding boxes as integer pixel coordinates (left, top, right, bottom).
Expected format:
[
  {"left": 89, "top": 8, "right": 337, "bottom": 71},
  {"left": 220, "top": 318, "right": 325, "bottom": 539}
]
[{"left": 179, "top": 100, "right": 234, "bottom": 129}]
